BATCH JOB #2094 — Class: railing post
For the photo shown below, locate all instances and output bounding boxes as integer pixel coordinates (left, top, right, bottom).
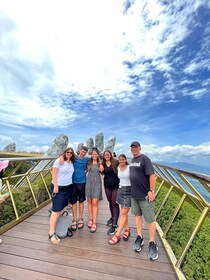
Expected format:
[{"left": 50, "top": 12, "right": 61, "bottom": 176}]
[
  {"left": 5, "top": 179, "right": 19, "bottom": 219},
  {"left": 176, "top": 207, "right": 209, "bottom": 268}
]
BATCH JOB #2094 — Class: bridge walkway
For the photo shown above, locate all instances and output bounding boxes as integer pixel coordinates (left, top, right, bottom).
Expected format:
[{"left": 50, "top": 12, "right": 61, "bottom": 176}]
[{"left": 0, "top": 196, "right": 177, "bottom": 280}]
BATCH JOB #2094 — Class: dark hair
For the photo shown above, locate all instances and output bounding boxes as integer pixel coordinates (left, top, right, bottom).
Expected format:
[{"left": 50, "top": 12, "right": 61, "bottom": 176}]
[
  {"left": 102, "top": 150, "right": 119, "bottom": 173},
  {"left": 119, "top": 154, "right": 129, "bottom": 165},
  {"left": 80, "top": 145, "right": 88, "bottom": 152},
  {"left": 88, "top": 148, "right": 100, "bottom": 167},
  {"left": 61, "top": 147, "right": 75, "bottom": 162}
]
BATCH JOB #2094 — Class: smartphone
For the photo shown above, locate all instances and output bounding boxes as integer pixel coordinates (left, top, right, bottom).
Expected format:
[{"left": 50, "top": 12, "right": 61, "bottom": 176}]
[{"left": 145, "top": 195, "right": 149, "bottom": 201}]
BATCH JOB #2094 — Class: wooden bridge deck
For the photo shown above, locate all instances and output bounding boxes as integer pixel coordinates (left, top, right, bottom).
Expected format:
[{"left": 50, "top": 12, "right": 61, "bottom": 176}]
[{"left": 0, "top": 197, "right": 177, "bottom": 280}]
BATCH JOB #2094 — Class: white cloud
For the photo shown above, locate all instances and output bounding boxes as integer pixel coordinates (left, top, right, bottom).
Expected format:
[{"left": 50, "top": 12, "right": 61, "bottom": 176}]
[
  {"left": 22, "top": 145, "right": 49, "bottom": 153},
  {"left": 183, "top": 88, "right": 207, "bottom": 99},
  {"left": 0, "top": 0, "right": 210, "bottom": 169},
  {"left": 142, "top": 143, "right": 210, "bottom": 160}
]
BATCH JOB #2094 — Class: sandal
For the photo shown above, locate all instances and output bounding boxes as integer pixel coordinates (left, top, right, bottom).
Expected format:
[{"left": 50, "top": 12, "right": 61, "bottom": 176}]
[
  {"left": 109, "top": 234, "right": 121, "bottom": 245},
  {"left": 77, "top": 218, "right": 84, "bottom": 229},
  {"left": 90, "top": 223, "right": 97, "bottom": 233},
  {"left": 88, "top": 218, "right": 93, "bottom": 228},
  {"left": 123, "top": 229, "right": 130, "bottom": 241},
  {"left": 49, "top": 233, "right": 60, "bottom": 244},
  {"left": 71, "top": 220, "right": 77, "bottom": 231}
]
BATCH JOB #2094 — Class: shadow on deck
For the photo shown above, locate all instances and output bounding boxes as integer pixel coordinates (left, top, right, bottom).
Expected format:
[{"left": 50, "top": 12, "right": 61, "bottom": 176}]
[{"left": 0, "top": 196, "right": 177, "bottom": 280}]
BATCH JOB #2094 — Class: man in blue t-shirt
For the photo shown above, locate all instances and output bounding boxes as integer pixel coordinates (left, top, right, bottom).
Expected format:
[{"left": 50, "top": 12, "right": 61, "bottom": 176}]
[
  {"left": 70, "top": 146, "right": 89, "bottom": 230},
  {"left": 129, "top": 141, "right": 158, "bottom": 261}
]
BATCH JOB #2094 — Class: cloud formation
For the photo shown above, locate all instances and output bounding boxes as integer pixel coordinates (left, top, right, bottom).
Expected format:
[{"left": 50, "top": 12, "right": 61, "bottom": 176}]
[{"left": 0, "top": 0, "right": 210, "bottom": 168}]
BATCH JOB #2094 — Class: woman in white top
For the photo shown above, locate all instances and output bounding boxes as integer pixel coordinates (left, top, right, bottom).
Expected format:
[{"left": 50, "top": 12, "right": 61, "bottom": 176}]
[
  {"left": 109, "top": 154, "right": 131, "bottom": 245},
  {"left": 49, "top": 147, "right": 75, "bottom": 244}
]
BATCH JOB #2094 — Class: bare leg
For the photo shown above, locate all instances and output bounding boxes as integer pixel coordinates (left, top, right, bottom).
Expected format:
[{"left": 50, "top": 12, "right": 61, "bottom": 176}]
[
  {"left": 92, "top": 198, "right": 99, "bottom": 223},
  {"left": 88, "top": 198, "right": 93, "bottom": 220},
  {"left": 49, "top": 211, "right": 62, "bottom": 235},
  {"left": 134, "top": 215, "right": 143, "bottom": 237},
  {"left": 79, "top": 201, "right": 84, "bottom": 220},
  {"left": 115, "top": 207, "right": 130, "bottom": 236},
  {"left": 72, "top": 203, "right": 77, "bottom": 221},
  {"left": 124, "top": 212, "right": 129, "bottom": 231},
  {"left": 148, "top": 221, "right": 156, "bottom": 242}
]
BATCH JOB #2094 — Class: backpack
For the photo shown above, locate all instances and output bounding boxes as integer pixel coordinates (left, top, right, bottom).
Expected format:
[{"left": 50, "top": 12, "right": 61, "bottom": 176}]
[{"left": 55, "top": 211, "right": 73, "bottom": 238}]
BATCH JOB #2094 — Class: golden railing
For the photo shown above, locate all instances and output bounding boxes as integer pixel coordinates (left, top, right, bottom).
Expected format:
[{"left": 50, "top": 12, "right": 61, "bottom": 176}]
[
  {"left": 153, "top": 163, "right": 210, "bottom": 280},
  {"left": 0, "top": 156, "right": 56, "bottom": 233},
  {"left": 0, "top": 157, "right": 209, "bottom": 279}
]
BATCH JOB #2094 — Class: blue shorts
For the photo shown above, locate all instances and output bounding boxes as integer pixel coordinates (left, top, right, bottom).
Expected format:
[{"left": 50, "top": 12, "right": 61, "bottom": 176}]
[
  {"left": 51, "top": 183, "right": 72, "bottom": 212},
  {"left": 70, "top": 183, "right": 86, "bottom": 204}
]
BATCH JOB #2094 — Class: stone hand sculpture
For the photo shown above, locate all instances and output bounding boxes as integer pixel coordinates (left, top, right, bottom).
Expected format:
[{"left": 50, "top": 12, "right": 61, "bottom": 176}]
[
  {"left": 81, "top": 132, "right": 116, "bottom": 155},
  {"left": 3, "top": 142, "right": 16, "bottom": 152}
]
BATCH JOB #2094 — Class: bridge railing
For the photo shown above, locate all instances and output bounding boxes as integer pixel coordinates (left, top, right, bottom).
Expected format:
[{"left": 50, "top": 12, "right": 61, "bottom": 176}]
[
  {"left": 0, "top": 157, "right": 209, "bottom": 279},
  {"left": 0, "top": 156, "right": 56, "bottom": 233},
  {"left": 153, "top": 163, "right": 210, "bottom": 280}
]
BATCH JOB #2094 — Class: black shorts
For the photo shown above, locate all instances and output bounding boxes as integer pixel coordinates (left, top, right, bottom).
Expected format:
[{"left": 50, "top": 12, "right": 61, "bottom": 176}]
[{"left": 70, "top": 183, "right": 86, "bottom": 204}]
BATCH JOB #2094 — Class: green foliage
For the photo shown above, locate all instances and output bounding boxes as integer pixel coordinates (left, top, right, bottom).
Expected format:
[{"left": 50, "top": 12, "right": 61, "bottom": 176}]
[
  {"left": 155, "top": 185, "right": 168, "bottom": 212},
  {"left": 182, "top": 219, "right": 210, "bottom": 280},
  {"left": 167, "top": 201, "right": 200, "bottom": 258},
  {"left": 4, "top": 161, "right": 33, "bottom": 177},
  {"left": 156, "top": 184, "right": 210, "bottom": 280},
  {"left": 0, "top": 198, "right": 16, "bottom": 226},
  {"left": 157, "top": 190, "right": 181, "bottom": 231},
  {"left": 0, "top": 178, "right": 51, "bottom": 227},
  {"left": 13, "top": 185, "right": 36, "bottom": 216}
]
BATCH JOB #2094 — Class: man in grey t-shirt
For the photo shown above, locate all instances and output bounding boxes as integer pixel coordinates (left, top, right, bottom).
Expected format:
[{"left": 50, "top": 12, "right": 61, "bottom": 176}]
[{"left": 130, "top": 141, "right": 158, "bottom": 261}]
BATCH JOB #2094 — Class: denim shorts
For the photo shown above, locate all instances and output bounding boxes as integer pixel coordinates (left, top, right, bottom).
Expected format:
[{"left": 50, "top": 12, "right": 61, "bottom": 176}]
[
  {"left": 131, "top": 197, "right": 155, "bottom": 223},
  {"left": 116, "top": 186, "right": 131, "bottom": 208}
]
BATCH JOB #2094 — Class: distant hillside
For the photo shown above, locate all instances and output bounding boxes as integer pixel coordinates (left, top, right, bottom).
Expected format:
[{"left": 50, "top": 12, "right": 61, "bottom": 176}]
[{"left": 154, "top": 161, "right": 210, "bottom": 176}]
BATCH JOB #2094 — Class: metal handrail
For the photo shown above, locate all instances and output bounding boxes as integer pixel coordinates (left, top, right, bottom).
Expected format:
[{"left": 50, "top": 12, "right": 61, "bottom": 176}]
[
  {"left": 153, "top": 162, "right": 210, "bottom": 280},
  {"left": 0, "top": 157, "right": 209, "bottom": 280},
  {"left": 0, "top": 156, "right": 56, "bottom": 233}
]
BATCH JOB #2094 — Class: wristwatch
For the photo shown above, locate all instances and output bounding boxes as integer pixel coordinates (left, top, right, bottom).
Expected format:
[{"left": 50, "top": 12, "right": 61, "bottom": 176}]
[{"left": 150, "top": 190, "right": 155, "bottom": 193}]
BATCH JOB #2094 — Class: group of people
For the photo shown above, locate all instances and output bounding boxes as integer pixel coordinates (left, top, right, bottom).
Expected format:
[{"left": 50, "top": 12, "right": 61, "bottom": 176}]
[{"left": 49, "top": 141, "right": 158, "bottom": 261}]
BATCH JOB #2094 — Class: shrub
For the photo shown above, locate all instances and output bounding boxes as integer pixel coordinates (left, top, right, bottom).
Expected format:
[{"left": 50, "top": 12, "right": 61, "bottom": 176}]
[
  {"left": 156, "top": 184, "right": 210, "bottom": 280},
  {"left": 182, "top": 219, "right": 210, "bottom": 280},
  {"left": 0, "top": 178, "right": 51, "bottom": 227}
]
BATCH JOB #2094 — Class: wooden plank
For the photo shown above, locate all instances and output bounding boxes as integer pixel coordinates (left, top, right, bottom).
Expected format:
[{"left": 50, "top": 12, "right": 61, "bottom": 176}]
[
  {"left": 0, "top": 239, "right": 174, "bottom": 274},
  {"left": 0, "top": 201, "right": 178, "bottom": 280},
  {"left": 0, "top": 264, "right": 69, "bottom": 280},
  {"left": 0, "top": 252, "right": 133, "bottom": 280},
  {"left": 0, "top": 251, "right": 176, "bottom": 280},
  {"left": 2, "top": 229, "right": 170, "bottom": 263}
]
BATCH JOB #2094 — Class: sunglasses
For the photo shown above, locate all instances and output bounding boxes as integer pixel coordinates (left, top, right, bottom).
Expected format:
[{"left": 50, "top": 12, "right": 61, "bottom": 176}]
[{"left": 66, "top": 151, "right": 73, "bottom": 154}]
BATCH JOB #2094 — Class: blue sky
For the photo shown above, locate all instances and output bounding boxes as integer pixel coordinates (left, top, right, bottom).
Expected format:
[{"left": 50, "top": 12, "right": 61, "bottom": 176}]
[{"left": 0, "top": 0, "right": 210, "bottom": 168}]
